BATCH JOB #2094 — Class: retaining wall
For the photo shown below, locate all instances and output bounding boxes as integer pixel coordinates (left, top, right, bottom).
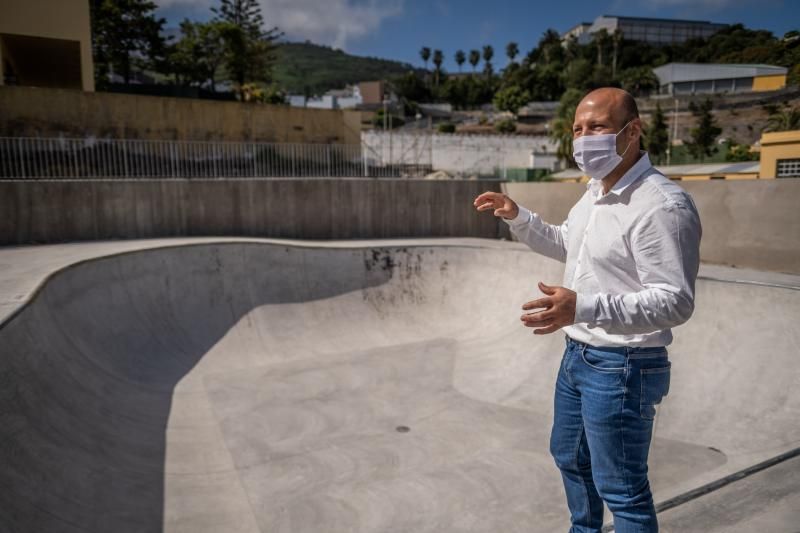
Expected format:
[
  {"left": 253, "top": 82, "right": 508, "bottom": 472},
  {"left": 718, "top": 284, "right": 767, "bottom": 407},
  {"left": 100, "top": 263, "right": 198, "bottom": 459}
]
[
  {"left": 503, "top": 179, "right": 800, "bottom": 274},
  {"left": 0, "top": 179, "right": 505, "bottom": 244},
  {"left": 0, "top": 86, "right": 361, "bottom": 144},
  {"left": 1, "top": 178, "right": 797, "bottom": 273}
]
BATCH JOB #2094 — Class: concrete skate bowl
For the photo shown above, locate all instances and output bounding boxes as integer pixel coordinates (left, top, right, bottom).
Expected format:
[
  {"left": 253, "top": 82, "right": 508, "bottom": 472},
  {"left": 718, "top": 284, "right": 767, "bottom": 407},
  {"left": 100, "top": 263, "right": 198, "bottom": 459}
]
[{"left": 0, "top": 241, "right": 798, "bottom": 533}]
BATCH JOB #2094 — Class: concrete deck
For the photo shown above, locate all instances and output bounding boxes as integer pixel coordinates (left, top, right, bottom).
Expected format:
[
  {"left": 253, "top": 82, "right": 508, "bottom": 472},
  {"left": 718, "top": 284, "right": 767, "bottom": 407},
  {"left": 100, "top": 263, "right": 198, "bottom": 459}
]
[{"left": 0, "top": 238, "right": 798, "bottom": 532}]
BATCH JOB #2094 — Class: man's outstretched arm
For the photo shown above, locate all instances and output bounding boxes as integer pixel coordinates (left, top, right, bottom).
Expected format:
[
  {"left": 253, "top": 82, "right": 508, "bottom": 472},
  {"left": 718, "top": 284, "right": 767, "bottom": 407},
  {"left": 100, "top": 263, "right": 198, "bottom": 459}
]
[{"left": 473, "top": 191, "right": 569, "bottom": 263}]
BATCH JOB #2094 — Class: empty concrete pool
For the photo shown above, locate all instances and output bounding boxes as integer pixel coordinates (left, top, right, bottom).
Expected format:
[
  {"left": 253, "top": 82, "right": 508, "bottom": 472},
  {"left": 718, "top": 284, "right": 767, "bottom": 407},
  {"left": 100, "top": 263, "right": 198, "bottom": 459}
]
[{"left": 0, "top": 239, "right": 798, "bottom": 532}]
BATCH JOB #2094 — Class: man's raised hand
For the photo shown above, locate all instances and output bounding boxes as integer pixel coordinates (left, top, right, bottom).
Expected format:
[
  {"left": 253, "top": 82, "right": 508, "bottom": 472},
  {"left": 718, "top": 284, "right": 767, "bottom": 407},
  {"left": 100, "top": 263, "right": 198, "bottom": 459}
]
[
  {"left": 473, "top": 191, "right": 519, "bottom": 220},
  {"left": 520, "top": 282, "right": 577, "bottom": 335}
]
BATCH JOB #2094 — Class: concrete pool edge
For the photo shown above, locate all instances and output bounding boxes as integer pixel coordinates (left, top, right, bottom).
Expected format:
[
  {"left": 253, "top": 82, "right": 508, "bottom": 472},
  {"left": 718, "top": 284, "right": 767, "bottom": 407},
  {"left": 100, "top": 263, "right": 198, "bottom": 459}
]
[{"left": 3, "top": 237, "right": 799, "bottom": 329}]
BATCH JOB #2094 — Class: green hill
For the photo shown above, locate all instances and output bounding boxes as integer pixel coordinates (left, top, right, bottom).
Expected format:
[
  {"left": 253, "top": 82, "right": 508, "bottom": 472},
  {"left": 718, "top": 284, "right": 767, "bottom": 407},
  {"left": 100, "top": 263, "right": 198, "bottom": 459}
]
[{"left": 273, "top": 41, "right": 418, "bottom": 95}]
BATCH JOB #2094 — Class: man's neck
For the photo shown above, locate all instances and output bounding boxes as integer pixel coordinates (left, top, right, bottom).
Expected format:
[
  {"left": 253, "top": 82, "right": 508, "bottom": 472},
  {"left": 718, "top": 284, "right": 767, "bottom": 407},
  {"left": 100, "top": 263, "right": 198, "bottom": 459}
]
[{"left": 600, "top": 152, "right": 643, "bottom": 194}]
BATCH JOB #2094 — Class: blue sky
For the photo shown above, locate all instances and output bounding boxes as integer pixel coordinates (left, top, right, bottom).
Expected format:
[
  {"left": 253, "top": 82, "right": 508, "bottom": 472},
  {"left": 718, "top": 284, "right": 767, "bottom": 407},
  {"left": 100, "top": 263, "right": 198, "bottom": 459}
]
[{"left": 154, "top": 0, "right": 798, "bottom": 70}]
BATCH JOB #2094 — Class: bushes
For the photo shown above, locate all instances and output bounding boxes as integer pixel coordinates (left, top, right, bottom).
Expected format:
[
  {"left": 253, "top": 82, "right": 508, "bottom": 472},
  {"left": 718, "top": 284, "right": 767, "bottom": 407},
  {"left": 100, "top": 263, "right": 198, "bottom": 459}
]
[{"left": 494, "top": 119, "right": 517, "bottom": 134}]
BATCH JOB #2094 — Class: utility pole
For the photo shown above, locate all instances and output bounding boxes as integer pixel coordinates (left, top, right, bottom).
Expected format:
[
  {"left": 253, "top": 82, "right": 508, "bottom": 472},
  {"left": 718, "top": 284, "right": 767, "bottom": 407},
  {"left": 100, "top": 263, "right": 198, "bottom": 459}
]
[{"left": 667, "top": 97, "right": 678, "bottom": 166}]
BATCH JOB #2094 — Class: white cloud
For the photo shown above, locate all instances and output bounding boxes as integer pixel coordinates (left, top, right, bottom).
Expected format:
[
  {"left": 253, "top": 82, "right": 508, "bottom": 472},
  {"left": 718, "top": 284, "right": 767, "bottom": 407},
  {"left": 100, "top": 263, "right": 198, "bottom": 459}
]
[{"left": 154, "top": 0, "right": 404, "bottom": 50}]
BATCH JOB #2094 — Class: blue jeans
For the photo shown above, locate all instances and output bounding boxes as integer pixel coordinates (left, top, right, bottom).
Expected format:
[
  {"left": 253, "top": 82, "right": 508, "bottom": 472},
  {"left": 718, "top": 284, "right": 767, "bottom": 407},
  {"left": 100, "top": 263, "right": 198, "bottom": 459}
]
[{"left": 550, "top": 336, "right": 671, "bottom": 532}]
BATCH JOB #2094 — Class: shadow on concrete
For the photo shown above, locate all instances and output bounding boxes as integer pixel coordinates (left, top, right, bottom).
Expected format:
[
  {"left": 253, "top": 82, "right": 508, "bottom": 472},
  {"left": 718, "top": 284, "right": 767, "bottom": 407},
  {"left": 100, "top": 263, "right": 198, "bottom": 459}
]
[{"left": 0, "top": 243, "right": 392, "bottom": 533}]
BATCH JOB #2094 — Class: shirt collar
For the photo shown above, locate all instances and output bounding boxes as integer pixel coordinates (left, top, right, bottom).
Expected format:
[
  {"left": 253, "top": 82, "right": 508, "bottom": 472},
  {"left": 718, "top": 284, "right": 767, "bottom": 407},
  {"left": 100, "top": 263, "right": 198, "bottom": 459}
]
[{"left": 587, "top": 152, "right": 652, "bottom": 198}]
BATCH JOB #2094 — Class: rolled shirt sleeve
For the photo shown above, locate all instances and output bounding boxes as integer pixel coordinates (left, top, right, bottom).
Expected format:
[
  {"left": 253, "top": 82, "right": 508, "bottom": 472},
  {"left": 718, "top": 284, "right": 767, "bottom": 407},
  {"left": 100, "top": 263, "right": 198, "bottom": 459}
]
[
  {"left": 505, "top": 206, "right": 570, "bottom": 264},
  {"left": 576, "top": 203, "right": 701, "bottom": 334}
]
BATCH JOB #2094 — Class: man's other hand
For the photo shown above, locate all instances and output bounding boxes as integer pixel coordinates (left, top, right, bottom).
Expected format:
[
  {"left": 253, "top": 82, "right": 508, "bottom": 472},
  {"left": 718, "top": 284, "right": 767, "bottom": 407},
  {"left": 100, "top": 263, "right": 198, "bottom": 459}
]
[
  {"left": 473, "top": 191, "right": 519, "bottom": 220},
  {"left": 520, "top": 282, "right": 577, "bottom": 335}
]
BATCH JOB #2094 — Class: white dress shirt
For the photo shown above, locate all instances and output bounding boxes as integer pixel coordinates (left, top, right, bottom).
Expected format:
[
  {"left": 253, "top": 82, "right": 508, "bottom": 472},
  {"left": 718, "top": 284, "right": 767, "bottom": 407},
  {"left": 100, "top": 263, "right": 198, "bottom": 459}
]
[{"left": 506, "top": 152, "right": 702, "bottom": 347}]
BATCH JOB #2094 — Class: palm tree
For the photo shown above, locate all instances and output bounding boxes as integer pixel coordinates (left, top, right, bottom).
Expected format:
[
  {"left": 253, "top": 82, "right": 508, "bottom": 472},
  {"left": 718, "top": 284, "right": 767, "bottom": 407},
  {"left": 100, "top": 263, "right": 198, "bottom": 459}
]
[
  {"left": 549, "top": 89, "right": 583, "bottom": 167},
  {"left": 505, "top": 42, "right": 519, "bottom": 64},
  {"left": 419, "top": 46, "right": 431, "bottom": 70},
  {"left": 765, "top": 105, "right": 800, "bottom": 132},
  {"left": 482, "top": 45, "right": 494, "bottom": 78},
  {"left": 594, "top": 29, "right": 610, "bottom": 66},
  {"left": 454, "top": 50, "right": 465, "bottom": 72},
  {"left": 432, "top": 49, "right": 444, "bottom": 86},
  {"left": 468, "top": 49, "right": 480, "bottom": 72},
  {"left": 611, "top": 29, "right": 622, "bottom": 78}
]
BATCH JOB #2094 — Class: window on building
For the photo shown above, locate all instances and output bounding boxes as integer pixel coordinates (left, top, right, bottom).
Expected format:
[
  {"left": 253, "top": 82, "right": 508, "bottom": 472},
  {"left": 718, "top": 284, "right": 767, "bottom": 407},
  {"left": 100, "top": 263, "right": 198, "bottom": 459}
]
[
  {"left": 0, "top": 34, "right": 82, "bottom": 90},
  {"left": 776, "top": 159, "right": 800, "bottom": 178}
]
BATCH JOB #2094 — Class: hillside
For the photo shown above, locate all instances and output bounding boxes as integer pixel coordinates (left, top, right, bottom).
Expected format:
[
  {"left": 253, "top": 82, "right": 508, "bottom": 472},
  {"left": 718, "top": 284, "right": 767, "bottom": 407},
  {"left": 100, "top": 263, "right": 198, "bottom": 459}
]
[{"left": 273, "top": 41, "right": 418, "bottom": 95}]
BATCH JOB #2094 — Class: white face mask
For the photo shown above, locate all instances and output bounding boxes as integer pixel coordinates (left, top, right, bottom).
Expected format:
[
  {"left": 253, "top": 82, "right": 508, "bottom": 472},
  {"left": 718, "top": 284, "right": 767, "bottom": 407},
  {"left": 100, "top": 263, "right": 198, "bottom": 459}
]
[{"left": 572, "top": 120, "right": 633, "bottom": 180}]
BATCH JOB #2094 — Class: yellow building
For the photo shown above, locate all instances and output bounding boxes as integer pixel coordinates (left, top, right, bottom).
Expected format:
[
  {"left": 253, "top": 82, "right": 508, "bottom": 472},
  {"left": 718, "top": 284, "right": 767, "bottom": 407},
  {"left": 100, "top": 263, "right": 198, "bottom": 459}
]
[
  {"left": 759, "top": 130, "right": 800, "bottom": 178},
  {"left": 0, "top": 0, "right": 94, "bottom": 91}
]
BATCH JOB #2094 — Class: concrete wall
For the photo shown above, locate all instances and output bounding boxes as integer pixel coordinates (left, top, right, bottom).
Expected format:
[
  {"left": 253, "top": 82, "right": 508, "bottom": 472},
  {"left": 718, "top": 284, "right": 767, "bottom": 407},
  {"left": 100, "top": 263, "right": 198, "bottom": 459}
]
[
  {"left": 0, "top": 179, "right": 503, "bottom": 244},
  {"left": 0, "top": 0, "right": 94, "bottom": 91},
  {"left": 503, "top": 179, "right": 800, "bottom": 273},
  {"left": 2, "top": 178, "right": 797, "bottom": 273},
  {"left": 0, "top": 86, "right": 362, "bottom": 144}
]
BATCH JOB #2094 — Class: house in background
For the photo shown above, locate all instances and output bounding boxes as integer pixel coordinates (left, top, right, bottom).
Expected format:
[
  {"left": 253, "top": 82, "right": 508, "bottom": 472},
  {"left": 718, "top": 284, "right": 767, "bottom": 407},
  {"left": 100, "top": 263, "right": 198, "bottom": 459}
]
[
  {"left": 760, "top": 131, "right": 800, "bottom": 178},
  {"left": 0, "top": 0, "right": 94, "bottom": 91}
]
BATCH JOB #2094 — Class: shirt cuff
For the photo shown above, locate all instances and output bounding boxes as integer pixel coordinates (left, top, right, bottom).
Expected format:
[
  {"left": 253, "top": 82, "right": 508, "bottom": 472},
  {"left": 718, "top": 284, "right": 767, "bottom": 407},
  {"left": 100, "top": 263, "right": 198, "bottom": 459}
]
[
  {"left": 504, "top": 206, "right": 531, "bottom": 226},
  {"left": 574, "top": 293, "right": 597, "bottom": 326}
]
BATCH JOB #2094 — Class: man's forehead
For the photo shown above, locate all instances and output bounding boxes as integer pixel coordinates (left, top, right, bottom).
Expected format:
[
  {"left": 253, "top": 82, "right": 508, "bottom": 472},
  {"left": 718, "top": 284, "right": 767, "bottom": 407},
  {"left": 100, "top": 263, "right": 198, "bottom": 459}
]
[
  {"left": 574, "top": 104, "right": 614, "bottom": 122},
  {"left": 577, "top": 94, "right": 617, "bottom": 113}
]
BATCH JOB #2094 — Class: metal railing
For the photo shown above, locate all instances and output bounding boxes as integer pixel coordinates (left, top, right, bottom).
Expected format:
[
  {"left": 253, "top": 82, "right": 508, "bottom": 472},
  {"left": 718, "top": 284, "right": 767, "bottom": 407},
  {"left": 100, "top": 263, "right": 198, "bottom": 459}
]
[{"left": 0, "top": 137, "right": 434, "bottom": 179}]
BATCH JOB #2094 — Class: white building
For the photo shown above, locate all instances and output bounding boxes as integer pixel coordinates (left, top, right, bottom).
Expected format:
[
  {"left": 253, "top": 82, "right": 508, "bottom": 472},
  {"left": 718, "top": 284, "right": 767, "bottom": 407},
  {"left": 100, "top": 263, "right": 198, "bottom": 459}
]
[
  {"left": 562, "top": 15, "right": 727, "bottom": 45},
  {"left": 653, "top": 63, "right": 788, "bottom": 95},
  {"left": 288, "top": 85, "right": 363, "bottom": 110}
]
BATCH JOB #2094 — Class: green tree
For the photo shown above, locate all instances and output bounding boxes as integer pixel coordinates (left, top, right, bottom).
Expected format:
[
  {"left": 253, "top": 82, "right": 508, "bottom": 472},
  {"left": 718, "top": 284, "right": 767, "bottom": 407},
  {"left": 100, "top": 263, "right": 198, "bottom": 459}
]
[
  {"left": 646, "top": 103, "right": 669, "bottom": 164},
  {"left": 611, "top": 29, "right": 623, "bottom": 78},
  {"left": 493, "top": 85, "right": 530, "bottom": 116},
  {"left": 687, "top": 99, "right": 722, "bottom": 162},
  {"left": 454, "top": 50, "right": 466, "bottom": 72},
  {"left": 168, "top": 20, "right": 229, "bottom": 90},
  {"left": 468, "top": 49, "right": 480, "bottom": 72},
  {"left": 213, "top": 0, "right": 282, "bottom": 100},
  {"left": 765, "top": 104, "right": 800, "bottom": 132},
  {"left": 390, "top": 71, "right": 431, "bottom": 104},
  {"left": 420, "top": 46, "right": 431, "bottom": 70},
  {"left": 506, "top": 42, "right": 519, "bottom": 64},
  {"left": 562, "top": 58, "right": 594, "bottom": 91},
  {"left": 549, "top": 89, "right": 584, "bottom": 167},
  {"left": 593, "top": 28, "right": 610, "bottom": 66},
  {"left": 432, "top": 49, "right": 444, "bottom": 86},
  {"left": 89, "top": 0, "right": 166, "bottom": 86},
  {"left": 725, "top": 142, "right": 758, "bottom": 162},
  {"left": 482, "top": 45, "right": 494, "bottom": 78},
  {"left": 531, "top": 29, "right": 563, "bottom": 65},
  {"left": 618, "top": 66, "right": 659, "bottom": 96},
  {"left": 212, "top": 0, "right": 263, "bottom": 37},
  {"left": 495, "top": 118, "right": 517, "bottom": 134}
]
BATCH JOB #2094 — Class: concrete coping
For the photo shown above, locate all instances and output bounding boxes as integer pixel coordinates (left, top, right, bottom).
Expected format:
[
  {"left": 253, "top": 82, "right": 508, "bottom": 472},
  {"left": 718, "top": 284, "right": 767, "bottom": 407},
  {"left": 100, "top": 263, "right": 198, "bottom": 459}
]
[{"left": 1, "top": 237, "right": 798, "bottom": 328}]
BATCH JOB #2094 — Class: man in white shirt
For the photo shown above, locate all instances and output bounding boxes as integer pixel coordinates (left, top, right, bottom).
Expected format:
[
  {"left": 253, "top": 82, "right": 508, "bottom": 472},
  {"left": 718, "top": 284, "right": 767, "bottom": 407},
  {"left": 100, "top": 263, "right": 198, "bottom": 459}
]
[{"left": 473, "top": 87, "right": 701, "bottom": 532}]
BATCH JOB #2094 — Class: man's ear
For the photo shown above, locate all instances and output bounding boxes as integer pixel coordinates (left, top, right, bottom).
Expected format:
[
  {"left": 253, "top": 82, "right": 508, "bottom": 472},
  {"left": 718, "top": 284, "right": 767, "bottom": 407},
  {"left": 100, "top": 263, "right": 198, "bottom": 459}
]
[{"left": 630, "top": 117, "right": 643, "bottom": 140}]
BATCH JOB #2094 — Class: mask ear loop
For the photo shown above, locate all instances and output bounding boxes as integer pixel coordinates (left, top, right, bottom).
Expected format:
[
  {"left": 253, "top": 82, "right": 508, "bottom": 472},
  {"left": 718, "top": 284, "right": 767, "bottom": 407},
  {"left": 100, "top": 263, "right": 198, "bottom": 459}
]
[{"left": 616, "top": 119, "right": 634, "bottom": 158}]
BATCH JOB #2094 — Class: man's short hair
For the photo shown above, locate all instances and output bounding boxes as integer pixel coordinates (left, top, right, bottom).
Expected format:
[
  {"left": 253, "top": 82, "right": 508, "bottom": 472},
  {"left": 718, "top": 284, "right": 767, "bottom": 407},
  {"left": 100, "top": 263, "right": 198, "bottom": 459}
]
[{"left": 619, "top": 90, "right": 640, "bottom": 126}]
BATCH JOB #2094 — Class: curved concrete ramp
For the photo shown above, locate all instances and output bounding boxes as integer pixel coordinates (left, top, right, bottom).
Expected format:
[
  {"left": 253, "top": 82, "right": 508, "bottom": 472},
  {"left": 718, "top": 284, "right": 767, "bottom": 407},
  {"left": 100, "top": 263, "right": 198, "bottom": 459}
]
[{"left": 0, "top": 240, "right": 798, "bottom": 532}]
